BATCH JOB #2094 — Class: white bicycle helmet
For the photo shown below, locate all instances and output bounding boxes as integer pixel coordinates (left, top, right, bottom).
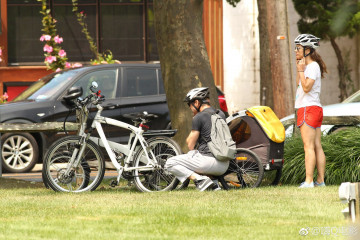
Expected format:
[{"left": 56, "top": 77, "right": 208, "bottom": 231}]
[
  {"left": 184, "top": 87, "right": 210, "bottom": 103},
  {"left": 294, "top": 34, "right": 320, "bottom": 49}
]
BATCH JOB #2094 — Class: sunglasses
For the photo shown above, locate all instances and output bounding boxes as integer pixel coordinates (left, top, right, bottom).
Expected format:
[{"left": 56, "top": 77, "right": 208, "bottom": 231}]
[{"left": 294, "top": 46, "right": 305, "bottom": 52}]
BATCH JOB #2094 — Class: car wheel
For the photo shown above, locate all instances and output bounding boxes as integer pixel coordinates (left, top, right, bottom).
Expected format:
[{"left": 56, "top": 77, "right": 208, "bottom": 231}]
[
  {"left": 1, "top": 133, "right": 39, "bottom": 173},
  {"left": 331, "top": 126, "right": 353, "bottom": 134}
]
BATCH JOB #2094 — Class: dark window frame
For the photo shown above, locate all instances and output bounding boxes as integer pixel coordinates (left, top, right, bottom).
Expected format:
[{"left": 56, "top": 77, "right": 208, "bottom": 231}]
[{"left": 7, "top": 0, "right": 157, "bottom": 65}]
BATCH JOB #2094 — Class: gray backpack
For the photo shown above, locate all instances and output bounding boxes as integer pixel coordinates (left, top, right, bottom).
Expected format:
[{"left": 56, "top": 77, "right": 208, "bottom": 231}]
[{"left": 204, "top": 110, "right": 236, "bottom": 162}]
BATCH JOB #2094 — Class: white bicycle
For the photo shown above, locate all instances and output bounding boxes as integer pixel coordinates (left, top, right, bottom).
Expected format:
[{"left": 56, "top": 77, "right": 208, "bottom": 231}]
[{"left": 42, "top": 82, "right": 181, "bottom": 192}]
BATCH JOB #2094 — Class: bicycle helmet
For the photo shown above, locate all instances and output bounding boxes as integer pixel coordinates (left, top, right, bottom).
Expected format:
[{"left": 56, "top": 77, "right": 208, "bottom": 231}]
[
  {"left": 184, "top": 87, "right": 210, "bottom": 112},
  {"left": 294, "top": 34, "right": 320, "bottom": 49},
  {"left": 184, "top": 87, "right": 210, "bottom": 103}
]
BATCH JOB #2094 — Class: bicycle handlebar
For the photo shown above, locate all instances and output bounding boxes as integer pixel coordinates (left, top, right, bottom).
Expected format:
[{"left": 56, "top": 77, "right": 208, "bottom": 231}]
[{"left": 76, "top": 90, "right": 105, "bottom": 108}]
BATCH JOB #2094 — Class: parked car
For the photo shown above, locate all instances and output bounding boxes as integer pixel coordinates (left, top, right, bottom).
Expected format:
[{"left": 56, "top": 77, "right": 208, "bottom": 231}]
[
  {"left": 281, "top": 89, "right": 360, "bottom": 137},
  {"left": 0, "top": 63, "right": 229, "bottom": 173}
]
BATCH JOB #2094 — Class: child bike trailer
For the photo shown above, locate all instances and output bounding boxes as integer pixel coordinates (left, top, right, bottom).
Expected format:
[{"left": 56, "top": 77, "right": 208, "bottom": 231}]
[{"left": 224, "top": 106, "right": 285, "bottom": 188}]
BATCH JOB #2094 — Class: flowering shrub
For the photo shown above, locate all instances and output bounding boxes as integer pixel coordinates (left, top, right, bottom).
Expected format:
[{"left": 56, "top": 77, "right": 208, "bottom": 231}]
[
  {"left": 38, "top": 0, "right": 82, "bottom": 71},
  {"left": 38, "top": 0, "right": 68, "bottom": 71},
  {"left": 0, "top": 92, "right": 8, "bottom": 104}
]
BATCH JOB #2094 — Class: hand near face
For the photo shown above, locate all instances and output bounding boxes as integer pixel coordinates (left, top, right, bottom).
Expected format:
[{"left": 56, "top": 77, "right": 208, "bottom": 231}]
[{"left": 296, "top": 58, "right": 306, "bottom": 72}]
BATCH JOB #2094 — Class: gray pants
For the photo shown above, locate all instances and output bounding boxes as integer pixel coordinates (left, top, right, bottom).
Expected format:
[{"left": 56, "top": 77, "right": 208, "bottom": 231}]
[{"left": 165, "top": 150, "right": 230, "bottom": 183}]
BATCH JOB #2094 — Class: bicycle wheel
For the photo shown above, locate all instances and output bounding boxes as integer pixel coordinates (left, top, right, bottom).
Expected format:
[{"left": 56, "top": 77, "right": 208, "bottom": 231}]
[
  {"left": 43, "top": 136, "right": 105, "bottom": 192},
  {"left": 219, "top": 148, "right": 264, "bottom": 189},
  {"left": 133, "top": 136, "right": 181, "bottom": 192}
]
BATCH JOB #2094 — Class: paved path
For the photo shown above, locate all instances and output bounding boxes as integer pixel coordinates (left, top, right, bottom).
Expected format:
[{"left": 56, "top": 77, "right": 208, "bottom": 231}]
[{"left": 1, "top": 164, "right": 118, "bottom": 183}]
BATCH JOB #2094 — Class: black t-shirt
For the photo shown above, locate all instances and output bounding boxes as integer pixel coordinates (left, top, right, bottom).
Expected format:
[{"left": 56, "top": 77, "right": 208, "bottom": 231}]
[{"left": 192, "top": 107, "right": 226, "bottom": 157}]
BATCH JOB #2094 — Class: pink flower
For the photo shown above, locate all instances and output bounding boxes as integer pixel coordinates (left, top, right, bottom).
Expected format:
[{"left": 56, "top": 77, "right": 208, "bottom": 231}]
[
  {"left": 3, "top": 92, "right": 8, "bottom": 99},
  {"left": 0, "top": 57, "right": 2, "bottom": 63},
  {"left": 0, "top": 48, "right": 2, "bottom": 56},
  {"left": 40, "top": 35, "right": 51, "bottom": 42},
  {"left": 43, "top": 44, "right": 53, "bottom": 53},
  {"left": 72, "top": 63, "right": 83, "bottom": 68},
  {"left": 54, "top": 35, "right": 63, "bottom": 44},
  {"left": 65, "top": 62, "right": 72, "bottom": 68},
  {"left": 56, "top": 68, "right": 61, "bottom": 72},
  {"left": 45, "top": 56, "right": 56, "bottom": 64},
  {"left": 58, "top": 49, "right": 66, "bottom": 57}
]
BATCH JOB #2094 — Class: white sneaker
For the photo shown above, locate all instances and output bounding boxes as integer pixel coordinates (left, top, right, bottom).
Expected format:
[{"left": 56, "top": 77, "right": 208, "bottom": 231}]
[
  {"left": 299, "top": 182, "right": 314, "bottom": 188},
  {"left": 194, "top": 177, "right": 215, "bottom": 191}
]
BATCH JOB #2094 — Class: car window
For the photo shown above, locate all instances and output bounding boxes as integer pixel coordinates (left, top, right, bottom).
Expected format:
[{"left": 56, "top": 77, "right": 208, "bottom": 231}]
[
  {"left": 158, "top": 69, "right": 165, "bottom": 94},
  {"left": 13, "top": 70, "right": 79, "bottom": 101},
  {"left": 125, "top": 68, "right": 158, "bottom": 97},
  {"left": 72, "top": 69, "right": 118, "bottom": 99}
]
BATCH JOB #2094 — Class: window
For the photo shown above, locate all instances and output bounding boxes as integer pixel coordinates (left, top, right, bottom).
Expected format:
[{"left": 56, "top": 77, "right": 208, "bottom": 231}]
[
  {"left": 7, "top": 0, "right": 43, "bottom": 63},
  {"left": 124, "top": 68, "right": 158, "bottom": 97},
  {"left": 229, "top": 118, "right": 251, "bottom": 145},
  {"left": 72, "top": 69, "right": 118, "bottom": 99},
  {"left": 7, "top": 0, "right": 158, "bottom": 64}
]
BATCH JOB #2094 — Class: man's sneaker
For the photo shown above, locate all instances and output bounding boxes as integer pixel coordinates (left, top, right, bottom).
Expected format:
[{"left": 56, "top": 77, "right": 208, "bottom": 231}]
[
  {"left": 194, "top": 177, "right": 215, "bottom": 192},
  {"left": 299, "top": 181, "right": 314, "bottom": 188},
  {"left": 211, "top": 180, "right": 221, "bottom": 191},
  {"left": 314, "top": 181, "right": 326, "bottom": 187}
]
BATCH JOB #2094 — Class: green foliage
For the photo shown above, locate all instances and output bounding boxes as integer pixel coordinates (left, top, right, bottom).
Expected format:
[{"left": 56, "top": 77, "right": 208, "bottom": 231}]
[
  {"left": 292, "top": 0, "right": 360, "bottom": 39},
  {"left": 282, "top": 128, "right": 360, "bottom": 185}
]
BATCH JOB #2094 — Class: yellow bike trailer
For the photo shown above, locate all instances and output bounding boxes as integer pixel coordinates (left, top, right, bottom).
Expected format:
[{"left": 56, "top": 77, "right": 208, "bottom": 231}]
[{"left": 226, "top": 106, "right": 285, "bottom": 186}]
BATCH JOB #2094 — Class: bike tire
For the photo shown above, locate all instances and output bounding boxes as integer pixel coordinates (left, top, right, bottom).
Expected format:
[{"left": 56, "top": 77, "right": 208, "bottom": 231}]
[
  {"left": 133, "top": 136, "right": 181, "bottom": 192},
  {"left": 43, "top": 136, "right": 105, "bottom": 192},
  {"left": 219, "top": 148, "right": 264, "bottom": 190}
]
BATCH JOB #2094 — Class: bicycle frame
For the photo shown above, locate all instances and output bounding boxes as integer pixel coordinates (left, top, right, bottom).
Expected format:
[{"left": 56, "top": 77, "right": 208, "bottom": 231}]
[{"left": 72, "top": 102, "right": 159, "bottom": 184}]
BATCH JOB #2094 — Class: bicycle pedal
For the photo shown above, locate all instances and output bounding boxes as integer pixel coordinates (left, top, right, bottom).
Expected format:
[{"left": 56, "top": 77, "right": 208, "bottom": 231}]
[{"left": 110, "top": 180, "right": 118, "bottom": 187}]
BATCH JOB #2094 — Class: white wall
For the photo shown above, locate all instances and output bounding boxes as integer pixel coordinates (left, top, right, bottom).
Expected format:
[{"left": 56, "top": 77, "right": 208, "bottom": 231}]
[
  {"left": 223, "top": 0, "right": 260, "bottom": 114},
  {"left": 223, "top": 0, "right": 360, "bottom": 112}
]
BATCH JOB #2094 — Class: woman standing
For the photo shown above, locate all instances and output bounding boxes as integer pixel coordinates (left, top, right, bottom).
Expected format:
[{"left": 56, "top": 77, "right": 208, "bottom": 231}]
[{"left": 294, "top": 34, "right": 327, "bottom": 188}]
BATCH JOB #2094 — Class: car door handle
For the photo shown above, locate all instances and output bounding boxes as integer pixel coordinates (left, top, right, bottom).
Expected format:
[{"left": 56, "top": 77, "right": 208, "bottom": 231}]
[{"left": 105, "top": 104, "right": 119, "bottom": 109}]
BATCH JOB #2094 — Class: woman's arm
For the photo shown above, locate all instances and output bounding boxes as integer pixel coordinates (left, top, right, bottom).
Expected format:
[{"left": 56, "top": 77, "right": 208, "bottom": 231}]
[
  {"left": 296, "top": 58, "right": 315, "bottom": 93},
  {"left": 298, "top": 72, "right": 315, "bottom": 93}
]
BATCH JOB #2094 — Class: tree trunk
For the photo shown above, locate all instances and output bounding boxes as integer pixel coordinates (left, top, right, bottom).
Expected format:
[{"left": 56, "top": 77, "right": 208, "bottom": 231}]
[
  {"left": 257, "top": 0, "right": 293, "bottom": 119},
  {"left": 257, "top": 0, "right": 273, "bottom": 108},
  {"left": 330, "top": 37, "right": 348, "bottom": 101},
  {"left": 153, "top": 0, "right": 219, "bottom": 152}
]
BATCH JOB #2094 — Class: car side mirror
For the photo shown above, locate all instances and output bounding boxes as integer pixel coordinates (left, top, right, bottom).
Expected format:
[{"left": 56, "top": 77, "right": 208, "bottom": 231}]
[{"left": 63, "top": 86, "right": 83, "bottom": 100}]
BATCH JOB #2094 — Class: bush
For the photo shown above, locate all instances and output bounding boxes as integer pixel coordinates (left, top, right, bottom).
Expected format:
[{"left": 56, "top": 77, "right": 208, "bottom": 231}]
[{"left": 282, "top": 127, "right": 360, "bottom": 185}]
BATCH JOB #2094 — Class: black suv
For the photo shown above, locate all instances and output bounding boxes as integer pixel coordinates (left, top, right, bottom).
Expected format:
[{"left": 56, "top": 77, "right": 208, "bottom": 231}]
[{"left": 0, "top": 63, "right": 228, "bottom": 173}]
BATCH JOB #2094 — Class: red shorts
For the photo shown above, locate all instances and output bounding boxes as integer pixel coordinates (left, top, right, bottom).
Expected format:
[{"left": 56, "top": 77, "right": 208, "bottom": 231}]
[{"left": 297, "top": 106, "right": 323, "bottom": 128}]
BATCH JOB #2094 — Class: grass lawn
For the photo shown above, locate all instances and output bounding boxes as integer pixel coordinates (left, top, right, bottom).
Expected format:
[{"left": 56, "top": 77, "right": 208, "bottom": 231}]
[{"left": 0, "top": 180, "right": 356, "bottom": 240}]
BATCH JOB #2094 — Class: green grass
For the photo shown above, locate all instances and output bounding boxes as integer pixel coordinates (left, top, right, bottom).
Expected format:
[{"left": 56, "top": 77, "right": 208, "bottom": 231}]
[{"left": 0, "top": 183, "right": 353, "bottom": 240}]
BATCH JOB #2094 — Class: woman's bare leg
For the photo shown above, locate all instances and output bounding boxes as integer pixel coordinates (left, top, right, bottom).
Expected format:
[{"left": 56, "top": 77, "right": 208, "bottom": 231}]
[{"left": 300, "top": 124, "right": 316, "bottom": 184}]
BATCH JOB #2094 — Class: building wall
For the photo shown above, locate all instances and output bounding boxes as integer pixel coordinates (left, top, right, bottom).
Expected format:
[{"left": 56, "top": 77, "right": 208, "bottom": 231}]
[
  {"left": 223, "top": 0, "right": 260, "bottom": 115},
  {"left": 0, "top": 0, "right": 224, "bottom": 100},
  {"left": 223, "top": 0, "right": 360, "bottom": 114}
]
